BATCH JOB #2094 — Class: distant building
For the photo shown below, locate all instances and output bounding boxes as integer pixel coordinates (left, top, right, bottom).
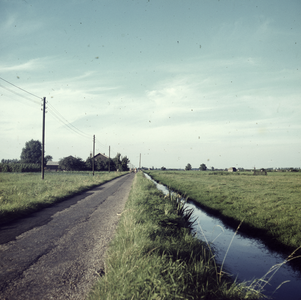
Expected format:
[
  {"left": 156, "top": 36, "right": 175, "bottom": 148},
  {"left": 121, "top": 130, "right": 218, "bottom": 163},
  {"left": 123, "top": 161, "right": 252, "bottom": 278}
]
[
  {"left": 94, "top": 153, "right": 109, "bottom": 162},
  {"left": 228, "top": 167, "right": 237, "bottom": 172},
  {"left": 46, "top": 161, "right": 59, "bottom": 171}
]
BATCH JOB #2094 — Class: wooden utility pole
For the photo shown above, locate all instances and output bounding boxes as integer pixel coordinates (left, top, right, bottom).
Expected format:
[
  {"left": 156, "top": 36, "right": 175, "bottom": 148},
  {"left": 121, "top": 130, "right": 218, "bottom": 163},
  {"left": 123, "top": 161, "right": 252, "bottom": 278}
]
[
  {"left": 41, "top": 97, "right": 46, "bottom": 180},
  {"left": 92, "top": 135, "right": 95, "bottom": 176},
  {"left": 109, "top": 146, "right": 110, "bottom": 173},
  {"left": 139, "top": 153, "right": 141, "bottom": 171}
]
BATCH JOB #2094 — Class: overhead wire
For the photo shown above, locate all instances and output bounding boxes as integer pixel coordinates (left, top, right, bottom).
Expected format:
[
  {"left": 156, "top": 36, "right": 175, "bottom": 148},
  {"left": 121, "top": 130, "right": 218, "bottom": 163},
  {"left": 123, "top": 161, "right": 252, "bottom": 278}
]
[
  {"left": 0, "top": 76, "right": 42, "bottom": 101},
  {"left": 0, "top": 75, "right": 91, "bottom": 140},
  {"left": 0, "top": 83, "right": 42, "bottom": 105},
  {"left": 95, "top": 137, "right": 119, "bottom": 158},
  {"left": 47, "top": 102, "right": 91, "bottom": 140},
  {"left": 95, "top": 137, "right": 110, "bottom": 151},
  {"left": 0, "top": 76, "right": 125, "bottom": 159}
]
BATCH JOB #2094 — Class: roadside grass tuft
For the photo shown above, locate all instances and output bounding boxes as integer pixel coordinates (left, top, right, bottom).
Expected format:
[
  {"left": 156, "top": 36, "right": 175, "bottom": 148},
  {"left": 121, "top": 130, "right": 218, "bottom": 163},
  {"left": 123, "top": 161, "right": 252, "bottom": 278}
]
[{"left": 89, "top": 172, "right": 263, "bottom": 300}]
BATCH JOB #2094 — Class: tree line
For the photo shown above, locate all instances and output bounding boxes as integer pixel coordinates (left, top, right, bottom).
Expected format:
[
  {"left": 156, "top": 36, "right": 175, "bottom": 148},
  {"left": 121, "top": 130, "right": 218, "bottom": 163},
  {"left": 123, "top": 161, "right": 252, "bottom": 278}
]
[
  {"left": 1, "top": 139, "right": 130, "bottom": 172},
  {"left": 185, "top": 163, "right": 207, "bottom": 171},
  {"left": 58, "top": 153, "right": 129, "bottom": 172}
]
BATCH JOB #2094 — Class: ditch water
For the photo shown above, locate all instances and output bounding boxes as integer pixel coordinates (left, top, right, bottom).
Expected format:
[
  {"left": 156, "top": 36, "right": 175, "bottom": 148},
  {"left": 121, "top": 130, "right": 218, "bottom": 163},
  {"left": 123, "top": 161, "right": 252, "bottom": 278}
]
[{"left": 144, "top": 173, "right": 301, "bottom": 300}]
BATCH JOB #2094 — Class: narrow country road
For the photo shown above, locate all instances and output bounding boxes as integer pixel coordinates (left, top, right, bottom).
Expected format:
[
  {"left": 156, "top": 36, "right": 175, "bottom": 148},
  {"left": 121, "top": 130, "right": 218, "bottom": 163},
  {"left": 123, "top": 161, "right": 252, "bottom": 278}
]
[{"left": 0, "top": 173, "right": 135, "bottom": 300}]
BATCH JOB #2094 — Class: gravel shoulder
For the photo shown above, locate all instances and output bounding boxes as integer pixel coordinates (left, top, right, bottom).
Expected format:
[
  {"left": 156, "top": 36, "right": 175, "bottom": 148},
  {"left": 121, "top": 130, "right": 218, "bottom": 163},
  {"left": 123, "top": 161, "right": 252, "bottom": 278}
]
[{"left": 0, "top": 173, "right": 135, "bottom": 300}]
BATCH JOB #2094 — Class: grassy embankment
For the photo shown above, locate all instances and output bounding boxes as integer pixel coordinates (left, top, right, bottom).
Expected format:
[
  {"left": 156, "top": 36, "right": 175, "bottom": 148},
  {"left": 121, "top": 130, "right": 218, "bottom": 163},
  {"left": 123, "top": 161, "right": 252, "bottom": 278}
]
[
  {"left": 89, "top": 172, "right": 262, "bottom": 300},
  {"left": 146, "top": 170, "right": 301, "bottom": 252},
  {"left": 0, "top": 171, "right": 126, "bottom": 225}
]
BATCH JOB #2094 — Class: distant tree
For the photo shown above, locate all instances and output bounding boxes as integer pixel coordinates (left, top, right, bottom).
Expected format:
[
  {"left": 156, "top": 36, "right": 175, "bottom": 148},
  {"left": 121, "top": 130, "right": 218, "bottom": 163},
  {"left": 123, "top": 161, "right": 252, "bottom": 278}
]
[
  {"left": 20, "top": 140, "right": 42, "bottom": 164},
  {"left": 185, "top": 163, "right": 192, "bottom": 171},
  {"left": 86, "top": 157, "right": 108, "bottom": 171},
  {"left": 45, "top": 155, "right": 53, "bottom": 165},
  {"left": 86, "top": 154, "right": 129, "bottom": 172},
  {"left": 161, "top": 166, "right": 166, "bottom": 171},
  {"left": 20, "top": 139, "right": 52, "bottom": 166},
  {"left": 113, "top": 153, "right": 130, "bottom": 171},
  {"left": 1, "top": 159, "right": 19, "bottom": 164},
  {"left": 199, "top": 163, "right": 207, "bottom": 171},
  {"left": 59, "top": 156, "right": 85, "bottom": 171},
  {"left": 121, "top": 156, "right": 130, "bottom": 171},
  {"left": 113, "top": 153, "right": 122, "bottom": 171},
  {"left": 107, "top": 158, "right": 115, "bottom": 171},
  {"left": 85, "top": 157, "right": 93, "bottom": 170}
]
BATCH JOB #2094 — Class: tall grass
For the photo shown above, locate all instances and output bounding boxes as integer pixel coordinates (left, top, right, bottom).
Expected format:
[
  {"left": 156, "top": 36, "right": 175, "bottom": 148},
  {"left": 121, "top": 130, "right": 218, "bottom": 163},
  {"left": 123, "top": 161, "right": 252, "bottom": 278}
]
[
  {"left": 89, "top": 172, "right": 263, "bottom": 299},
  {"left": 146, "top": 171, "right": 301, "bottom": 252},
  {"left": 0, "top": 171, "right": 126, "bottom": 225}
]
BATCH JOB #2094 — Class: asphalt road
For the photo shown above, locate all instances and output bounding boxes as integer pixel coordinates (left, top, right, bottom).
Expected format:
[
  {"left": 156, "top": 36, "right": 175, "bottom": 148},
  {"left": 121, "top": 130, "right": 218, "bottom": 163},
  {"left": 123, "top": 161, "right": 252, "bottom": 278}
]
[{"left": 0, "top": 173, "right": 135, "bottom": 300}]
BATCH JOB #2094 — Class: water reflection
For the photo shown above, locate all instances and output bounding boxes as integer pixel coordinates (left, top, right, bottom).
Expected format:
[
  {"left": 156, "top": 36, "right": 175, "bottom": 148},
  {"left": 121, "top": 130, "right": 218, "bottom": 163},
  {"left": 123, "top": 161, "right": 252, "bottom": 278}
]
[{"left": 144, "top": 173, "right": 301, "bottom": 300}]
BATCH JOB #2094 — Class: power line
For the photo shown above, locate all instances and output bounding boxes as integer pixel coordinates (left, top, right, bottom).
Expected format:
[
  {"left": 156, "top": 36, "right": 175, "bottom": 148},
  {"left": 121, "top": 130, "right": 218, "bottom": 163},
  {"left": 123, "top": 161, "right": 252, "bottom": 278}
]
[
  {"left": 0, "top": 76, "right": 126, "bottom": 159},
  {"left": 0, "top": 83, "right": 41, "bottom": 105},
  {"left": 95, "top": 138, "right": 119, "bottom": 157},
  {"left": 0, "top": 76, "right": 42, "bottom": 100},
  {"left": 95, "top": 137, "right": 109, "bottom": 150},
  {"left": 47, "top": 102, "right": 91, "bottom": 140}
]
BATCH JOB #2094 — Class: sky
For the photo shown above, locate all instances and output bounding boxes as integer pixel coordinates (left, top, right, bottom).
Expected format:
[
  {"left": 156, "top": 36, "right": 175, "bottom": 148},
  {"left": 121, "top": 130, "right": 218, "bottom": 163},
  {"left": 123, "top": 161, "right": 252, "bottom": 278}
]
[{"left": 1, "top": 0, "right": 300, "bottom": 170}]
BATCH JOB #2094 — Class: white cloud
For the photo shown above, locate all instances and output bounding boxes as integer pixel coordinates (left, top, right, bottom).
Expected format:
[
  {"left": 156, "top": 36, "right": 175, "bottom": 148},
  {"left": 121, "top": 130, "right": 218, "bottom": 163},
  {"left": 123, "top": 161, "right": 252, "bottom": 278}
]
[{"left": 0, "top": 60, "right": 41, "bottom": 72}]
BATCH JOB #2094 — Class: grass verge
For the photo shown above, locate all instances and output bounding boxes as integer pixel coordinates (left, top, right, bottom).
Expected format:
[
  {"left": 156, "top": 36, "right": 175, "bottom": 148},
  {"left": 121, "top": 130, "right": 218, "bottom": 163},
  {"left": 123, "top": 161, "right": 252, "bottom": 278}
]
[
  {"left": 0, "top": 171, "right": 126, "bottom": 225},
  {"left": 89, "top": 172, "right": 263, "bottom": 300},
  {"left": 145, "top": 171, "right": 301, "bottom": 253}
]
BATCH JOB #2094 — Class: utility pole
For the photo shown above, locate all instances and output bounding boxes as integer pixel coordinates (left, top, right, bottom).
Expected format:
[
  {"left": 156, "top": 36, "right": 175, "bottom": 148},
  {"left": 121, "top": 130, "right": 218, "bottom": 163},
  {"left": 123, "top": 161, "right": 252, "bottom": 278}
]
[
  {"left": 92, "top": 135, "right": 95, "bottom": 176},
  {"left": 109, "top": 146, "right": 110, "bottom": 173},
  {"left": 139, "top": 153, "right": 141, "bottom": 171},
  {"left": 41, "top": 97, "right": 46, "bottom": 180}
]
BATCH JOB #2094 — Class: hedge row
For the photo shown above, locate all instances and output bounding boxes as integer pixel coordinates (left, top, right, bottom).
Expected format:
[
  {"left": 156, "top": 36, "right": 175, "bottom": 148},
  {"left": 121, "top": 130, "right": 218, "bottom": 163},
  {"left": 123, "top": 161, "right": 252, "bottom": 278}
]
[{"left": 0, "top": 163, "right": 40, "bottom": 173}]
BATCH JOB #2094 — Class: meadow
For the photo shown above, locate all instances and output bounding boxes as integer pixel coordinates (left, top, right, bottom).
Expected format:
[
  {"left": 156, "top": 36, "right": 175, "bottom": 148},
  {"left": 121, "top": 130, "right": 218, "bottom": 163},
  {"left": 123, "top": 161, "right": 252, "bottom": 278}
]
[
  {"left": 0, "top": 171, "right": 126, "bottom": 225},
  {"left": 145, "top": 170, "right": 301, "bottom": 252},
  {"left": 89, "top": 172, "right": 263, "bottom": 299}
]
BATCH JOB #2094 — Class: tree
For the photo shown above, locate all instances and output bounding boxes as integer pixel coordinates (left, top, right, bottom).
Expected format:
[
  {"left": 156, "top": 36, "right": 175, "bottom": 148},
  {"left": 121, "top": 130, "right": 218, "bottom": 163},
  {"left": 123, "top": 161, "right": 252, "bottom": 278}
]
[
  {"left": 85, "top": 154, "right": 129, "bottom": 172},
  {"left": 20, "top": 139, "right": 52, "bottom": 166},
  {"left": 121, "top": 156, "right": 130, "bottom": 171},
  {"left": 86, "top": 157, "right": 107, "bottom": 171},
  {"left": 113, "top": 153, "right": 130, "bottom": 171},
  {"left": 199, "top": 163, "right": 207, "bottom": 171},
  {"left": 45, "top": 155, "right": 53, "bottom": 165},
  {"left": 59, "top": 156, "right": 85, "bottom": 171},
  {"left": 1, "top": 159, "right": 19, "bottom": 164},
  {"left": 161, "top": 166, "right": 166, "bottom": 171},
  {"left": 20, "top": 140, "right": 42, "bottom": 164},
  {"left": 185, "top": 163, "right": 192, "bottom": 171}
]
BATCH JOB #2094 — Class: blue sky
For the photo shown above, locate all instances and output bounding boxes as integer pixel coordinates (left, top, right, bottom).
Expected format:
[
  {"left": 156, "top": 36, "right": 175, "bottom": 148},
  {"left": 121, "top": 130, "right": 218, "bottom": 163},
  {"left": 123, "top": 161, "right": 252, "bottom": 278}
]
[{"left": 1, "top": 0, "right": 300, "bottom": 169}]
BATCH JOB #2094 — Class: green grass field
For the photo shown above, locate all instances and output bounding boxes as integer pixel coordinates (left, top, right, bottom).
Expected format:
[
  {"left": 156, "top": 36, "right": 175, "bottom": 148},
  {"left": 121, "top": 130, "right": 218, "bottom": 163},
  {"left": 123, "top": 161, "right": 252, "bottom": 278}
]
[
  {"left": 89, "top": 172, "right": 262, "bottom": 299},
  {"left": 0, "top": 171, "right": 126, "bottom": 225},
  {"left": 145, "top": 170, "right": 301, "bottom": 251}
]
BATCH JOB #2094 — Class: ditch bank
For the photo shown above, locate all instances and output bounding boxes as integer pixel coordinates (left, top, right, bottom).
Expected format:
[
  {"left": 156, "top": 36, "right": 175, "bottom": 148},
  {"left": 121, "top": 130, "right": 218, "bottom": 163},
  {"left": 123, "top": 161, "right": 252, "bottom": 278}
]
[
  {"left": 144, "top": 173, "right": 301, "bottom": 300},
  {"left": 89, "top": 172, "right": 262, "bottom": 300}
]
